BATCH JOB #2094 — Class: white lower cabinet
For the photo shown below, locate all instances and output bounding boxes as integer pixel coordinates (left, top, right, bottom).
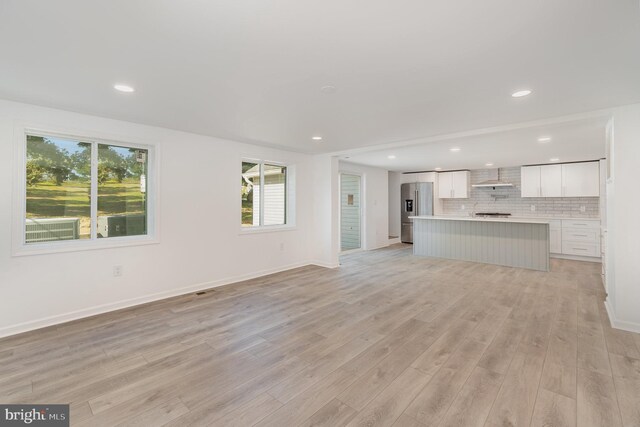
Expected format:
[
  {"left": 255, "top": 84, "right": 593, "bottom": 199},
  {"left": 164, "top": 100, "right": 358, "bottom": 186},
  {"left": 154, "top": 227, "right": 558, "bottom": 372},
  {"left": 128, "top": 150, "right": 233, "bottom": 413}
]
[
  {"left": 562, "top": 228, "right": 599, "bottom": 243},
  {"left": 559, "top": 219, "right": 600, "bottom": 259},
  {"left": 561, "top": 242, "right": 599, "bottom": 257}
]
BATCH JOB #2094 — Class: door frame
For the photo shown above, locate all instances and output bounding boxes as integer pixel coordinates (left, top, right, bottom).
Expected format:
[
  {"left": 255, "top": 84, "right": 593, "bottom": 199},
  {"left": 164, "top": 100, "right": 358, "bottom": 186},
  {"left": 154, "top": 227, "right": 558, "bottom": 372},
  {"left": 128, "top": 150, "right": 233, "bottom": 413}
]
[{"left": 339, "top": 171, "right": 364, "bottom": 254}]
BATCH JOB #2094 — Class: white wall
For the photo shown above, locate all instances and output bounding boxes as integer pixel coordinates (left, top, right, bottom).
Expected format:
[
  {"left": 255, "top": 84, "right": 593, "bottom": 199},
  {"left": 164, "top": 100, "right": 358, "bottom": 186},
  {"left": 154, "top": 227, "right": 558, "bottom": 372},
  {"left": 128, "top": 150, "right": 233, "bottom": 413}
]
[
  {"left": 310, "top": 155, "right": 340, "bottom": 267},
  {"left": 339, "top": 161, "right": 389, "bottom": 251},
  {"left": 0, "top": 100, "right": 316, "bottom": 337},
  {"left": 388, "top": 171, "right": 401, "bottom": 238},
  {"left": 606, "top": 103, "right": 640, "bottom": 332}
]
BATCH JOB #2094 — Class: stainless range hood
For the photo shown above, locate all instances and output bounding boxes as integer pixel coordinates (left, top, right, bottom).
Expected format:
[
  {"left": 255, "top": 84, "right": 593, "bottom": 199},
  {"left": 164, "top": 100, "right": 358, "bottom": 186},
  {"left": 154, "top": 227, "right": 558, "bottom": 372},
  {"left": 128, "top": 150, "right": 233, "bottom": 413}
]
[{"left": 471, "top": 169, "right": 514, "bottom": 188}]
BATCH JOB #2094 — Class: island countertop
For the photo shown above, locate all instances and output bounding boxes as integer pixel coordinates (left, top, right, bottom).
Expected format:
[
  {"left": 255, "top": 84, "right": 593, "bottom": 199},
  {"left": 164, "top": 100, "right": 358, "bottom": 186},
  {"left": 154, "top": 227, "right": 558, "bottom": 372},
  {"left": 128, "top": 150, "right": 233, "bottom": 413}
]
[{"left": 409, "top": 215, "right": 551, "bottom": 225}]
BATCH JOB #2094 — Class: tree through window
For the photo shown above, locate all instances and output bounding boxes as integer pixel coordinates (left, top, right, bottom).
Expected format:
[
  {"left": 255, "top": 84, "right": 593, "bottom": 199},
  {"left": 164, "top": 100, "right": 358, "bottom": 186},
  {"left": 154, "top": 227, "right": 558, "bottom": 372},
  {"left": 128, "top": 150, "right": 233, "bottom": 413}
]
[{"left": 25, "top": 134, "right": 150, "bottom": 244}]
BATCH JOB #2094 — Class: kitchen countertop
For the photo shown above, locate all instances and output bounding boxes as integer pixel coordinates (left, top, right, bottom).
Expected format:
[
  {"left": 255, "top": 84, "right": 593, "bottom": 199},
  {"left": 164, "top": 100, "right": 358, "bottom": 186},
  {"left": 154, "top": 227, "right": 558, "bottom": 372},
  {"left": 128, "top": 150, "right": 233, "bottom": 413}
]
[
  {"left": 409, "top": 215, "right": 553, "bottom": 225},
  {"left": 503, "top": 216, "right": 600, "bottom": 221}
]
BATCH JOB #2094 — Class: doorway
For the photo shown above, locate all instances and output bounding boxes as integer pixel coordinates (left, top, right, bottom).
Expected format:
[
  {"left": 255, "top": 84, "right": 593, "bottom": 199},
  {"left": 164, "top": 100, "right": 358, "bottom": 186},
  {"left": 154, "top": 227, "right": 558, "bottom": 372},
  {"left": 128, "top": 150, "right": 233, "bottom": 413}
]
[{"left": 340, "top": 173, "right": 362, "bottom": 252}]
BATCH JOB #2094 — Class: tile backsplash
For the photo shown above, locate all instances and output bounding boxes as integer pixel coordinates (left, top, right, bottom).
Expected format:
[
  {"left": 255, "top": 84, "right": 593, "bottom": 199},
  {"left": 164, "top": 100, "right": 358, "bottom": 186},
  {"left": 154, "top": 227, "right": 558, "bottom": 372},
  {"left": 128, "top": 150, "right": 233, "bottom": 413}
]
[{"left": 442, "top": 167, "right": 600, "bottom": 218}]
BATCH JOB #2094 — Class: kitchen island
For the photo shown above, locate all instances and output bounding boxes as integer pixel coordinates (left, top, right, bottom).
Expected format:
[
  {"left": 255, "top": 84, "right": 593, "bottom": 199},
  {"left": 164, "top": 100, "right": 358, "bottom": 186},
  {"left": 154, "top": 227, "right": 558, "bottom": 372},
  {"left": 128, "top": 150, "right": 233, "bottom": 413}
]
[{"left": 409, "top": 216, "right": 550, "bottom": 271}]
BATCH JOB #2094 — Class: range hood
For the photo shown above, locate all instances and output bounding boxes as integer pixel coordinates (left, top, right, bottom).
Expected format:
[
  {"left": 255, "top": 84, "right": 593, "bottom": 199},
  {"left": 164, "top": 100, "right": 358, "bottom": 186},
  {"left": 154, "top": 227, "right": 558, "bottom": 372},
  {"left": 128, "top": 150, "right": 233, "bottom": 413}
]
[{"left": 471, "top": 169, "right": 514, "bottom": 188}]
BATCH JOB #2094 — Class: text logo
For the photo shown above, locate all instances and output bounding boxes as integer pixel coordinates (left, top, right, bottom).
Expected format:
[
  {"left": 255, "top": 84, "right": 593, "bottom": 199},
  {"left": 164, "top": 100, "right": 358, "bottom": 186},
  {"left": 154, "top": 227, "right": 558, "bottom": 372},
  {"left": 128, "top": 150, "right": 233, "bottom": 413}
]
[{"left": 0, "top": 405, "right": 68, "bottom": 426}]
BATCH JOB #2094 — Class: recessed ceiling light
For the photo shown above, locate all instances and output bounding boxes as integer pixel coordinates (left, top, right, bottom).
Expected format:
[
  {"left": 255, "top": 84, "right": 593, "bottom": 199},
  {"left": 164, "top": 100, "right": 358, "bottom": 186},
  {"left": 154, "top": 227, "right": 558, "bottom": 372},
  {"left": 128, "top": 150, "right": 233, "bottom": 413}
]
[
  {"left": 511, "top": 89, "right": 532, "bottom": 98},
  {"left": 435, "top": 167, "right": 442, "bottom": 171},
  {"left": 485, "top": 163, "right": 494, "bottom": 167},
  {"left": 387, "top": 155, "right": 396, "bottom": 159},
  {"left": 538, "top": 136, "right": 551, "bottom": 142},
  {"left": 550, "top": 158, "right": 560, "bottom": 162},
  {"left": 312, "top": 136, "right": 323, "bottom": 141},
  {"left": 320, "top": 85, "right": 337, "bottom": 94},
  {"left": 113, "top": 84, "right": 135, "bottom": 93},
  {"left": 450, "top": 147, "right": 461, "bottom": 152}
]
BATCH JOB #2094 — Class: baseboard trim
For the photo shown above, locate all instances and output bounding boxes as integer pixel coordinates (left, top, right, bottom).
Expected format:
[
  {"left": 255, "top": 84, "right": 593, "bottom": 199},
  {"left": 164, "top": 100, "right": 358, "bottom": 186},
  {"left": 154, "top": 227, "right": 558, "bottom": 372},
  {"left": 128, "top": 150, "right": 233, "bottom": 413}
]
[
  {"left": 550, "top": 253, "right": 601, "bottom": 263},
  {"left": 605, "top": 299, "right": 640, "bottom": 334},
  {"left": 310, "top": 260, "right": 340, "bottom": 269},
  {"left": 370, "top": 242, "right": 391, "bottom": 251},
  {"left": 0, "top": 261, "right": 314, "bottom": 339}
]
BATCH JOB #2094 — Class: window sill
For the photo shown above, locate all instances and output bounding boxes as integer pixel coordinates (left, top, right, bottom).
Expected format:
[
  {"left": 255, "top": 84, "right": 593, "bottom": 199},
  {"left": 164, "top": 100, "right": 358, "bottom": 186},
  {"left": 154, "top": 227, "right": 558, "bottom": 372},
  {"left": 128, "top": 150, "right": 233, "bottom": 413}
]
[
  {"left": 12, "top": 235, "right": 160, "bottom": 257},
  {"left": 239, "top": 225, "right": 297, "bottom": 235}
]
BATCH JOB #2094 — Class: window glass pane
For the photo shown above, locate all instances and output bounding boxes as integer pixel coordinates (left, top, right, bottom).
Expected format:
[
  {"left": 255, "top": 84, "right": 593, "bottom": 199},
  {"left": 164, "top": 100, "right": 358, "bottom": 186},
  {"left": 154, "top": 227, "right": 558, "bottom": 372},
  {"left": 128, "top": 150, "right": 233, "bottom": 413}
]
[
  {"left": 241, "top": 162, "right": 260, "bottom": 227},
  {"left": 97, "top": 144, "right": 148, "bottom": 238},
  {"left": 25, "top": 135, "right": 91, "bottom": 243},
  {"left": 263, "top": 164, "right": 287, "bottom": 226}
]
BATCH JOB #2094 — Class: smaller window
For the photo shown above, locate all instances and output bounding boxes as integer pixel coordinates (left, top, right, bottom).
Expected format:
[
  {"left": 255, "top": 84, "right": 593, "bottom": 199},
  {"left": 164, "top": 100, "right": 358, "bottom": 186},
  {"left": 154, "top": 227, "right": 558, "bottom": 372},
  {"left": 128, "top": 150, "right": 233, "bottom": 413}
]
[{"left": 241, "top": 161, "right": 288, "bottom": 228}]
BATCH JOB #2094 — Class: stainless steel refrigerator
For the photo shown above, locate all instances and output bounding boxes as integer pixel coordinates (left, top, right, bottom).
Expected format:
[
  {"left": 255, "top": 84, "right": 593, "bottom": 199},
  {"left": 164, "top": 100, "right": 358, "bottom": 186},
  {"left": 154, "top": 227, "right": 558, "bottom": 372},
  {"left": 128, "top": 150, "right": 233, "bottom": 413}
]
[{"left": 401, "top": 182, "right": 434, "bottom": 243}]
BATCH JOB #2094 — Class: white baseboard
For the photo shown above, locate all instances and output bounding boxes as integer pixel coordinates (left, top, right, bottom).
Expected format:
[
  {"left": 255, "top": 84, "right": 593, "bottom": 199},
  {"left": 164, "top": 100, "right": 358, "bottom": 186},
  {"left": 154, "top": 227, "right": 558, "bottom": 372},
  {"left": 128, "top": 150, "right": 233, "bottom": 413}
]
[
  {"left": 388, "top": 237, "right": 401, "bottom": 245},
  {"left": 371, "top": 242, "right": 392, "bottom": 250},
  {"left": 310, "top": 259, "right": 340, "bottom": 269},
  {"left": 550, "top": 253, "right": 601, "bottom": 263},
  {"left": 605, "top": 299, "right": 640, "bottom": 334},
  {"left": 0, "top": 261, "right": 314, "bottom": 339}
]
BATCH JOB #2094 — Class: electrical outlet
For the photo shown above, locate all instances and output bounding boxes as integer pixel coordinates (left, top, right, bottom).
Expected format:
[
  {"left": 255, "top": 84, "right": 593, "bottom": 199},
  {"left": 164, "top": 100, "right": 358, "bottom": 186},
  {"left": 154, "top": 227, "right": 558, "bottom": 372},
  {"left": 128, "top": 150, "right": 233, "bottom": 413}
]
[
  {"left": 530, "top": 204, "right": 536, "bottom": 212},
  {"left": 113, "top": 265, "right": 123, "bottom": 277},
  {"left": 280, "top": 242, "right": 285, "bottom": 251},
  {"left": 461, "top": 204, "right": 465, "bottom": 210},
  {"left": 580, "top": 205, "right": 586, "bottom": 212}
]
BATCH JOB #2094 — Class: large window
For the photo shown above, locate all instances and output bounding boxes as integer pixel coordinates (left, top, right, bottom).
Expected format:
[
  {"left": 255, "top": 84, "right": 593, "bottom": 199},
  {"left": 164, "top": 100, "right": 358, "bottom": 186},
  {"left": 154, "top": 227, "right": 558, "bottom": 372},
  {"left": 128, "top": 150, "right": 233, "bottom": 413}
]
[
  {"left": 24, "top": 133, "right": 152, "bottom": 246},
  {"left": 241, "top": 161, "right": 287, "bottom": 228}
]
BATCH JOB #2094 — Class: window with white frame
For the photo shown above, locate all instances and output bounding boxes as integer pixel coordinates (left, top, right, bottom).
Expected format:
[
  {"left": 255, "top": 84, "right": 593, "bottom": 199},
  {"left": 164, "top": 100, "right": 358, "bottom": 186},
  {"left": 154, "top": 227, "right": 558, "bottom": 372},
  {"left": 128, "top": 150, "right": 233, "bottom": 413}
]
[
  {"left": 241, "top": 161, "right": 288, "bottom": 227},
  {"left": 22, "top": 132, "right": 153, "bottom": 246}
]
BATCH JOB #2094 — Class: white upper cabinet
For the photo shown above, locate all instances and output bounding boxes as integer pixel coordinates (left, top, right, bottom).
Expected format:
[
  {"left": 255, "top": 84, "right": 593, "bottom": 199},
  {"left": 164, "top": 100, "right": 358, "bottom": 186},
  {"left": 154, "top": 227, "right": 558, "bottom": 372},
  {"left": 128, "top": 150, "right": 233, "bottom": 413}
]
[
  {"left": 418, "top": 172, "right": 437, "bottom": 182},
  {"left": 401, "top": 172, "right": 437, "bottom": 184},
  {"left": 437, "top": 172, "right": 450, "bottom": 197},
  {"left": 400, "top": 173, "right": 417, "bottom": 184},
  {"left": 521, "top": 165, "right": 541, "bottom": 197},
  {"left": 452, "top": 171, "right": 469, "bottom": 198},
  {"left": 540, "top": 164, "right": 562, "bottom": 197},
  {"left": 562, "top": 162, "right": 600, "bottom": 197},
  {"left": 521, "top": 161, "right": 598, "bottom": 198},
  {"left": 438, "top": 171, "right": 469, "bottom": 198}
]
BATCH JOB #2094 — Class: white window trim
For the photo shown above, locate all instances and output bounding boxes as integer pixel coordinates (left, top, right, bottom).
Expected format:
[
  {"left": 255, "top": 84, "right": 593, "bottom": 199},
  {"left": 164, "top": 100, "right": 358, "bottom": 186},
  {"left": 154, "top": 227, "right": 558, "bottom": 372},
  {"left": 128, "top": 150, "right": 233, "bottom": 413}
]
[
  {"left": 239, "top": 158, "right": 295, "bottom": 234},
  {"left": 12, "top": 124, "right": 160, "bottom": 256}
]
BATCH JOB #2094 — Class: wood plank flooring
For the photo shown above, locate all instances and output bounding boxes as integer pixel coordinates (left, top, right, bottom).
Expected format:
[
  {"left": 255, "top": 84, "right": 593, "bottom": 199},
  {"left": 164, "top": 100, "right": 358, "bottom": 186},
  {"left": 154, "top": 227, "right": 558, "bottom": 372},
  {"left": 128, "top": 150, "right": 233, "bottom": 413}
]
[{"left": 1, "top": 244, "right": 639, "bottom": 426}]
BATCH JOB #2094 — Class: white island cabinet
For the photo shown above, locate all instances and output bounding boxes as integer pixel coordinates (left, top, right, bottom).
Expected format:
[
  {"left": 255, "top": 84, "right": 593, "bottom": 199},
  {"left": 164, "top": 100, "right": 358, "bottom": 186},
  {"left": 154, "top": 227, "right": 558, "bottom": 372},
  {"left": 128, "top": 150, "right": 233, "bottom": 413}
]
[{"left": 410, "top": 216, "right": 549, "bottom": 271}]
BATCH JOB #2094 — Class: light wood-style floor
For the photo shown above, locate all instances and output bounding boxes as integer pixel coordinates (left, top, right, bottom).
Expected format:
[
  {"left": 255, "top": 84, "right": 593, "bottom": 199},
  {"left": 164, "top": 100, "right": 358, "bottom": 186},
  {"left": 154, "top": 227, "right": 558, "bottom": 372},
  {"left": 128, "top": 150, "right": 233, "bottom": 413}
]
[{"left": 2, "top": 244, "right": 640, "bottom": 427}]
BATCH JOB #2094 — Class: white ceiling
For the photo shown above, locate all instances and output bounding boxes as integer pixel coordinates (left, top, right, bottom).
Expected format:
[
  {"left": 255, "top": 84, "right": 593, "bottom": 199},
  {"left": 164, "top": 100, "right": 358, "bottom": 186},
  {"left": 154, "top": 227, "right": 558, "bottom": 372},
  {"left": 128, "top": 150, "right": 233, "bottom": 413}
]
[
  {"left": 0, "top": 1, "right": 639, "bottom": 154},
  {"left": 341, "top": 117, "right": 608, "bottom": 172}
]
